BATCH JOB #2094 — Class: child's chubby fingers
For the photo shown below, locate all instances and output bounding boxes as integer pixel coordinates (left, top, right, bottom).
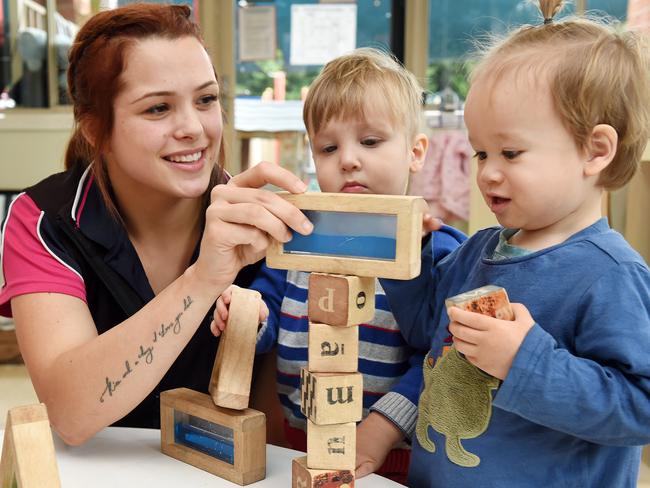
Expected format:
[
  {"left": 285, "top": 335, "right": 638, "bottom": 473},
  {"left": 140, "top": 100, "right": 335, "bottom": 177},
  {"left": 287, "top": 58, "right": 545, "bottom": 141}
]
[
  {"left": 511, "top": 303, "right": 535, "bottom": 329},
  {"left": 447, "top": 306, "right": 497, "bottom": 331},
  {"left": 258, "top": 299, "right": 269, "bottom": 323},
  {"left": 448, "top": 319, "right": 481, "bottom": 345},
  {"left": 422, "top": 213, "right": 443, "bottom": 236}
]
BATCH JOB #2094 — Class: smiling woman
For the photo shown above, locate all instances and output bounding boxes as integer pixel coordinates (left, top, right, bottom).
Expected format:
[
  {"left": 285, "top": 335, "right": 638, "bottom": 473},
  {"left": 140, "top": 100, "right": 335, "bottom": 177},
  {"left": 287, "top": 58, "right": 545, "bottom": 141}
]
[{"left": 0, "top": 3, "right": 312, "bottom": 446}]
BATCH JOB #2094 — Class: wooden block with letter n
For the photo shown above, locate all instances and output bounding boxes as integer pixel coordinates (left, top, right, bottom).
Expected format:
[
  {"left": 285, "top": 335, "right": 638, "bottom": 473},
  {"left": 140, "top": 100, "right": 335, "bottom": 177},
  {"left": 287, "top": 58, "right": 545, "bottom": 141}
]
[
  {"left": 266, "top": 192, "right": 427, "bottom": 279},
  {"left": 292, "top": 455, "right": 355, "bottom": 488},
  {"left": 0, "top": 403, "right": 61, "bottom": 488},
  {"left": 308, "top": 322, "right": 358, "bottom": 373},
  {"left": 308, "top": 273, "right": 375, "bottom": 327},
  {"left": 445, "top": 285, "right": 514, "bottom": 321},
  {"left": 300, "top": 369, "right": 362, "bottom": 425},
  {"left": 160, "top": 388, "right": 266, "bottom": 485},
  {"left": 209, "top": 287, "right": 262, "bottom": 410},
  {"left": 306, "top": 420, "right": 356, "bottom": 470}
]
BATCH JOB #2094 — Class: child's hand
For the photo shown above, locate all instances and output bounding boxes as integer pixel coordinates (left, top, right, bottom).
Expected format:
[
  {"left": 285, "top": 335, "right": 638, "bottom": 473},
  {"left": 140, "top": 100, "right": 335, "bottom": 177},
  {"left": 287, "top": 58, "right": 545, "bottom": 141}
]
[
  {"left": 447, "top": 303, "right": 535, "bottom": 380},
  {"left": 355, "top": 412, "right": 403, "bottom": 479},
  {"left": 422, "top": 213, "right": 443, "bottom": 237},
  {"left": 210, "top": 285, "right": 269, "bottom": 336}
]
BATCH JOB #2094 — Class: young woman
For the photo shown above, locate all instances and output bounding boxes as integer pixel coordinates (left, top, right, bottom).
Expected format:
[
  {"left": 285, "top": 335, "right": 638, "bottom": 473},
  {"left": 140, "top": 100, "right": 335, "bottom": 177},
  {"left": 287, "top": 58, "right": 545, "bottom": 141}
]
[{"left": 0, "top": 3, "right": 312, "bottom": 445}]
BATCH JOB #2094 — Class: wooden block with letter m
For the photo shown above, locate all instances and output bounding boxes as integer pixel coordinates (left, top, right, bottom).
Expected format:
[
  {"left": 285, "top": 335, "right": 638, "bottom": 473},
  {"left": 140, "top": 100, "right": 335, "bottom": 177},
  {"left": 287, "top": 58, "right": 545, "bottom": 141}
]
[{"left": 300, "top": 369, "right": 362, "bottom": 425}]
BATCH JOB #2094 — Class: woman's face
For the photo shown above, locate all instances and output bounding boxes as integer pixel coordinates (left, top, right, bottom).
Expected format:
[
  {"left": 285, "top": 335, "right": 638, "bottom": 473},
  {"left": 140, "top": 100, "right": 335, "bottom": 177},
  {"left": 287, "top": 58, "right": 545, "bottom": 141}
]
[{"left": 106, "top": 36, "right": 222, "bottom": 204}]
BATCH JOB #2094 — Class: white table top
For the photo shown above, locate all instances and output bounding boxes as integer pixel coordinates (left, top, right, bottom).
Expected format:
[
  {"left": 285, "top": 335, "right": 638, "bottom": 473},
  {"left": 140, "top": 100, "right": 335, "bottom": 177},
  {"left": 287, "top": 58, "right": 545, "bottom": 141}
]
[{"left": 2, "top": 426, "right": 403, "bottom": 487}]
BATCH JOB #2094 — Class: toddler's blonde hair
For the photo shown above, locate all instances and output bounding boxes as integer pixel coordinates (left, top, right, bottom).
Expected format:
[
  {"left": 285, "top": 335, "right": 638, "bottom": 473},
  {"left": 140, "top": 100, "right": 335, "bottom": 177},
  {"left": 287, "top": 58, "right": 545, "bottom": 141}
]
[
  {"left": 303, "top": 47, "right": 424, "bottom": 140},
  {"left": 471, "top": 0, "right": 650, "bottom": 190}
]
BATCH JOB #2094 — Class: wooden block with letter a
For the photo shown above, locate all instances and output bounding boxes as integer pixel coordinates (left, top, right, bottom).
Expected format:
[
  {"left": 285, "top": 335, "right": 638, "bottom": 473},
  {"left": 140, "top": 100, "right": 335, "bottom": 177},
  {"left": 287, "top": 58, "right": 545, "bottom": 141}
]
[
  {"left": 209, "top": 287, "right": 262, "bottom": 410},
  {"left": 160, "top": 388, "right": 266, "bottom": 485},
  {"left": 308, "top": 273, "right": 375, "bottom": 327},
  {"left": 0, "top": 403, "right": 61, "bottom": 488},
  {"left": 307, "top": 420, "right": 356, "bottom": 470},
  {"left": 445, "top": 285, "right": 514, "bottom": 320},
  {"left": 308, "top": 322, "right": 358, "bottom": 373},
  {"left": 292, "top": 455, "right": 355, "bottom": 488},
  {"left": 266, "top": 192, "right": 427, "bottom": 279},
  {"left": 300, "top": 369, "right": 362, "bottom": 425}
]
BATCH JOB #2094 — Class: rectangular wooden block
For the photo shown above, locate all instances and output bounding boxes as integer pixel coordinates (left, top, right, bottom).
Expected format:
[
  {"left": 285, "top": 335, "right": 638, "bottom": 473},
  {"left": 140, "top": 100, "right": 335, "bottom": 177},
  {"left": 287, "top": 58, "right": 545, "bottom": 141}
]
[
  {"left": 209, "top": 287, "right": 262, "bottom": 410},
  {"left": 308, "top": 273, "right": 375, "bottom": 327},
  {"left": 300, "top": 369, "right": 362, "bottom": 425},
  {"left": 0, "top": 404, "right": 61, "bottom": 488},
  {"left": 160, "top": 388, "right": 266, "bottom": 486},
  {"left": 292, "top": 455, "right": 355, "bottom": 488},
  {"left": 266, "top": 192, "right": 427, "bottom": 279},
  {"left": 445, "top": 285, "right": 514, "bottom": 320},
  {"left": 308, "top": 323, "right": 358, "bottom": 373},
  {"left": 307, "top": 421, "right": 356, "bottom": 470}
]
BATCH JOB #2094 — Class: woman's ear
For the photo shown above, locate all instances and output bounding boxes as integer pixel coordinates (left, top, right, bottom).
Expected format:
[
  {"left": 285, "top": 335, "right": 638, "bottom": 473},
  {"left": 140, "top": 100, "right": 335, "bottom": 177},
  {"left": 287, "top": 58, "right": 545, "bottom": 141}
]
[
  {"left": 409, "top": 133, "right": 429, "bottom": 173},
  {"left": 584, "top": 124, "right": 617, "bottom": 177}
]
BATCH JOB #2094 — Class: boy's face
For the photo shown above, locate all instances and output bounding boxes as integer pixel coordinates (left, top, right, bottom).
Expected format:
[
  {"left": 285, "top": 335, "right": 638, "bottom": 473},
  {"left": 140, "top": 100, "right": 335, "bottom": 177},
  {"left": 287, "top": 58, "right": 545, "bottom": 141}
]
[
  {"left": 464, "top": 72, "right": 602, "bottom": 247},
  {"left": 310, "top": 101, "right": 426, "bottom": 196}
]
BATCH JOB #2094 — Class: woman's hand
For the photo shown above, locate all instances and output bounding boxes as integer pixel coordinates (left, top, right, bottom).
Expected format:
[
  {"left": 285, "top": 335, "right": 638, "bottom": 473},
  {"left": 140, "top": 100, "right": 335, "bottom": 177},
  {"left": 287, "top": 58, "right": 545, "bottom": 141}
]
[{"left": 193, "top": 162, "right": 313, "bottom": 293}]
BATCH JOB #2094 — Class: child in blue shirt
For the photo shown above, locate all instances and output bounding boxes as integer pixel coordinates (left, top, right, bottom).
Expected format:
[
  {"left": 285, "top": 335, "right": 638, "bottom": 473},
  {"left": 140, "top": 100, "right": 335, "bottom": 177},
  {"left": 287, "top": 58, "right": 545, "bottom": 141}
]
[
  {"left": 213, "top": 48, "right": 465, "bottom": 483},
  {"left": 379, "top": 1, "right": 650, "bottom": 486}
]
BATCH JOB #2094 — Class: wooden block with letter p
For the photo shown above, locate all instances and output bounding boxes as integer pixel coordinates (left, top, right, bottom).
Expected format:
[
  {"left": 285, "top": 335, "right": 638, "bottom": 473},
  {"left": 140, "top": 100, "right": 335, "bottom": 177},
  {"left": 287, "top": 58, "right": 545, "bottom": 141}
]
[
  {"left": 308, "top": 273, "right": 375, "bottom": 327},
  {"left": 445, "top": 285, "right": 514, "bottom": 320},
  {"left": 160, "top": 388, "right": 266, "bottom": 485},
  {"left": 292, "top": 455, "right": 355, "bottom": 488},
  {"left": 266, "top": 192, "right": 427, "bottom": 279},
  {"left": 308, "top": 322, "right": 358, "bottom": 373},
  {"left": 300, "top": 369, "right": 362, "bottom": 425},
  {"left": 0, "top": 403, "right": 61, "bottom": 488},
  {"left": 307, "top": 420, "right": 356, "bottom": 470},
  {"left": 209, "top": 287, "right": 262, "bottom": 410}
]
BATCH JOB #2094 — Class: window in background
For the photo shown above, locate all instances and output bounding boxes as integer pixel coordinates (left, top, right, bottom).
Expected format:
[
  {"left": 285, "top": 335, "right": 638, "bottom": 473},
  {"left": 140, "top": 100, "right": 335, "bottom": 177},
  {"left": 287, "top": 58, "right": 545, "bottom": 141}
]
[{"left": 427, "top": 0, "right": 628, "bottom": 105}]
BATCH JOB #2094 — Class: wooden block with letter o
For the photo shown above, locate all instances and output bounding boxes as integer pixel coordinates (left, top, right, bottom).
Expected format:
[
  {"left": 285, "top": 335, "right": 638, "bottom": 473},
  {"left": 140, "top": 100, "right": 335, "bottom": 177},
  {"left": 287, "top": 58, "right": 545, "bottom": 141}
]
[
  {"left": 160, "top": 388, "right": 266, "bottom": 485},
  {"left": 300, "top": 369, "right": 362, "bottom": 425},
  {"left": 308, "top": 322, "right": 358, "bottom": 373},
  {"left": 292, "top": 455, "right": 355, "bottom": 488},
  {"left": 307, "top": 420, "right": 356, "bottom": 470},
  {"left": 308, "top": 273, "right": 375, "bottom": 327},
  {"left": 445, "top": 285, "right": 514, "bottom": 320}
]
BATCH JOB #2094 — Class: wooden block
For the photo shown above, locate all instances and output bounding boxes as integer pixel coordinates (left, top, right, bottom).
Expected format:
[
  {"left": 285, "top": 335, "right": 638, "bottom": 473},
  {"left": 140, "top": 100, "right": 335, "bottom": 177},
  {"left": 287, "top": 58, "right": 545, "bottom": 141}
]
[
  {"left": 266, "top": 192, "right": 427, "bottom": 279},
  {"left": 300, "top": 369, "right": 362, "bottom": 425},
  {"left": 306, "top": 420, "right": 356, "bottom": 470},
  {"left": 292, "top": 455, "right": 355, "bottom": 488},
  {"left": 445, "top": 285, "right": 514, "bottom": 320},
  {"left": 209, "top": 287, "right": 262, "bottom": 410},
  {"left": 0, "top": 404, "right": 61, "bottom": 488},
  {"left": 308, "top": 323, "right": 358, "bottom": 373},
  {"left": 160, "top": 388, "right": 266, "bottom": 486},
  {"left": 308, "top": 273, "right": 375, "bottom": 327}
]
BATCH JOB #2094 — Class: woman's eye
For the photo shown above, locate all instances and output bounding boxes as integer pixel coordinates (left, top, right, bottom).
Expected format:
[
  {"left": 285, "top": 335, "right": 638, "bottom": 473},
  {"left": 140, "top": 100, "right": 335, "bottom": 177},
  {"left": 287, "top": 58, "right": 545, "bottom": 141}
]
[
  {"left": 474, "top": 151, "right": 487, "bottom": 161},
  {"left": 145, "top": 103, "right": 168, "bottom": 115},
  {"left": 198, "top": 94, "right": 219, "bottom": 107},
  {"left": 503, "top": 150, "right": 522, "bottom": 160},
  {"left": 361, "top": 138, "right": 380, "bottom": 147}
]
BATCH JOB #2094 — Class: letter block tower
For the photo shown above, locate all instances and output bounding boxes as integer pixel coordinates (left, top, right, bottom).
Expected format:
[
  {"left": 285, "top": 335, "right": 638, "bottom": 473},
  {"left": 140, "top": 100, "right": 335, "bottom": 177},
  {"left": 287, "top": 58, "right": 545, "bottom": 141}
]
[{"left": 264, "top": 193, "right": 428, "bottom": 488}]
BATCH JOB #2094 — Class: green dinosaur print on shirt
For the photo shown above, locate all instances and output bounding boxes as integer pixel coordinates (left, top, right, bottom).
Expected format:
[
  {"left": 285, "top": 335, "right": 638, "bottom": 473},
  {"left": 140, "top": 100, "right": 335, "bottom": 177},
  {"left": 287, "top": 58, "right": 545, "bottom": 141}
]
[{"left": 416, "top": 347, "right": 499, "bottom": 467}]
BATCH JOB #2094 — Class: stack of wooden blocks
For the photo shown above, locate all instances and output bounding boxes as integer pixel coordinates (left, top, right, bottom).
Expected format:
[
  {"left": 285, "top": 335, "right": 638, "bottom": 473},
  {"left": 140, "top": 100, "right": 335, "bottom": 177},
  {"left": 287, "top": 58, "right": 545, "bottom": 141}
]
[
  {"left": 266, "top": 192, "right": 428, "bottom": 488},
  {"left": 292, "top": 272, "right": 376, "bottom": 486}
]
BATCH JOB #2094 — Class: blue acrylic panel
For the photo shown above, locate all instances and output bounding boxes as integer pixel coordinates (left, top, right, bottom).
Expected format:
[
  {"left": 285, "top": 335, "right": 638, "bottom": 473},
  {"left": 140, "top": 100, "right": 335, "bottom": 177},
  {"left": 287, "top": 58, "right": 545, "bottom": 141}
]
[
  {"left": 173, "top": 410, "right": 235, "bottom": 465},
  {"left": 284, "top": 210, "right": 397, "bottom": 260}
]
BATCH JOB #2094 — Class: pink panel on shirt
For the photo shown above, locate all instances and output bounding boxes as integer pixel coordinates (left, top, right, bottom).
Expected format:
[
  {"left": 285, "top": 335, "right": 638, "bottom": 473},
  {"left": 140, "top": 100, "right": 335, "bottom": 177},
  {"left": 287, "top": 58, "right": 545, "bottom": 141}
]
[{"left": 0, "top": 194, "right": 86, "bottom": 318}]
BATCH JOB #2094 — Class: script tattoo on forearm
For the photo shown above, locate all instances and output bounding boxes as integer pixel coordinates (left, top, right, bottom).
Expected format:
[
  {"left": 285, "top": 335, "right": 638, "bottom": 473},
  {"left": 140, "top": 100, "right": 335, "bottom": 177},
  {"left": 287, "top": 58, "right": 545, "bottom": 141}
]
[{"left": 99, "top": 296, "right": 194, "bottom": 403}]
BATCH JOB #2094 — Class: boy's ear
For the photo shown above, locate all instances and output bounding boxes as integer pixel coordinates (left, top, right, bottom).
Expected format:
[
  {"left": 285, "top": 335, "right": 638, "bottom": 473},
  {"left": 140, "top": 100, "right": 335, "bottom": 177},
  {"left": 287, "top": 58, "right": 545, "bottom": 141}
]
[
  {"left": 409, "top": 133, "right": 429, "bottom": 173},
  {"left": 584, "top": 124, "right": 617, "bottom": 177}
]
